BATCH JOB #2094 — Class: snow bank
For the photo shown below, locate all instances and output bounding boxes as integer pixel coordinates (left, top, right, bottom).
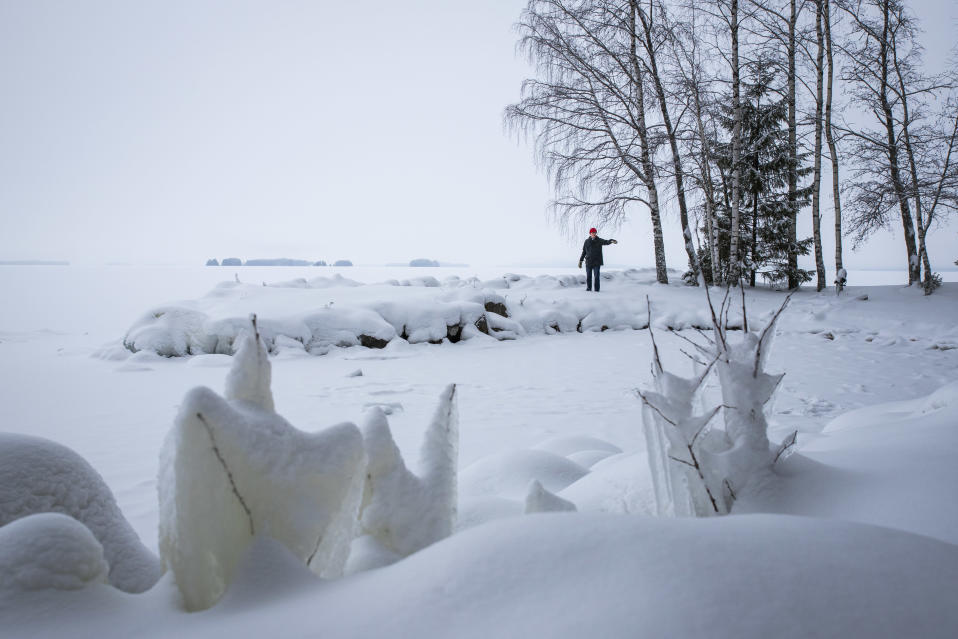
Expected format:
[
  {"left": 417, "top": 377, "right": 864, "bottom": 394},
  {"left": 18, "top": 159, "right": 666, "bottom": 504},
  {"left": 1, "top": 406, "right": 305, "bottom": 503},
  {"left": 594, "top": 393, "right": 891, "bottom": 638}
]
[
  {"left": 0, "top": 513, "right": 108, "bottom": 593},
  {"left": 739, "top": 379, "right": 958, "bottom": 545},
  {"left": 158, "top": 320, "right": 366, "bottom": 610},
  {"left": 0, "top": 432, "right": 161, "bottom": 593},
  {"left": 120, "top": 270, "right": 726, "bottom": 357},
  {"left": 15, "top": 513, "right": 957, "bottom": 639}
]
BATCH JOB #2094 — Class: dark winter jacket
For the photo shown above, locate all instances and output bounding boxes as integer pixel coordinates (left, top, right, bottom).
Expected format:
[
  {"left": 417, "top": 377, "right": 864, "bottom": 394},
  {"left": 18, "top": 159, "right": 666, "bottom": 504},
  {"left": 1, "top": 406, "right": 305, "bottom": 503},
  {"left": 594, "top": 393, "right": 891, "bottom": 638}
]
[{"left": 580, "top": 236, "right": 614, "bottom": 266}]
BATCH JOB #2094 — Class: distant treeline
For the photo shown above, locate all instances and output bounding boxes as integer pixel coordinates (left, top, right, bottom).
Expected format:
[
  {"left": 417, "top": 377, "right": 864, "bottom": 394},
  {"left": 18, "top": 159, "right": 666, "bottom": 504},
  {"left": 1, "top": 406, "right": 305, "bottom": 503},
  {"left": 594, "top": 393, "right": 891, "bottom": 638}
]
[
  {"left": 206, "top": 258, "right": 352, "bottom": 267},
  {"left": 0, "top": 260, "right": 70, "bottom": 266}
]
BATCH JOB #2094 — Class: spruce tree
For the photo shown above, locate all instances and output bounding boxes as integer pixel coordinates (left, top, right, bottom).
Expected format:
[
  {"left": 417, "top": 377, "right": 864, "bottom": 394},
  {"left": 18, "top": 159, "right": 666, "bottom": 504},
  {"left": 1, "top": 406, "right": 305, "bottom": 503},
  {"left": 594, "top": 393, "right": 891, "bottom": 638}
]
[{"left": 705, "top": 61, "right": 813, "bottom": 288}]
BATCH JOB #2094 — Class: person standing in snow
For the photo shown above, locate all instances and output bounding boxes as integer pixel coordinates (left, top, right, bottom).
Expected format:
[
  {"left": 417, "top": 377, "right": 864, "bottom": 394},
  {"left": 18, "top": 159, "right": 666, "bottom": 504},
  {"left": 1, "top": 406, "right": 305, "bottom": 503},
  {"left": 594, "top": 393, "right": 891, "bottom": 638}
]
[{"left": 578, "top": 228, "right": 618, "bottom": 292}]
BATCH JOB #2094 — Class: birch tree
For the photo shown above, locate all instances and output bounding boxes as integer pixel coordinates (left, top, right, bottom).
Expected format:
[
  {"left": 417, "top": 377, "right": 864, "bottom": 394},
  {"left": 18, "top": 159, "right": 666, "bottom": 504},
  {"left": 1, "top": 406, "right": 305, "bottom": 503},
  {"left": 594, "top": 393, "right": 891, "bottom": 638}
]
[
  {"left": 810, "top": 0, "right": 827, "bottom": 290},
  {"left": 506, "top": 0, "right": 670, "bottom": 283},
  {"left": 634, "top": 1, "right": 699, "bottom": 282},
  {"left": 823, "top": 0, "right": 845, "bottom": 282},
  {"left": 840, "top": 0, "right": 921, "bottom": 284}
]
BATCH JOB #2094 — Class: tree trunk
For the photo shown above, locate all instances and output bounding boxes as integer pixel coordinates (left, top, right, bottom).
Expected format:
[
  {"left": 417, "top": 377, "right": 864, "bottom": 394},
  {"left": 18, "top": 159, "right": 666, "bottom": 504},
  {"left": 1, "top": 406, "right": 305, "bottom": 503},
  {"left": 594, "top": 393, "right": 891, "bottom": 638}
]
[
  {"left": 636, "top": 5, "right": 698, "bottom": 283},
  {"left": 894, "top": 38, "right": 933, "bottom": 293},
  {"left": 751, "top": 188, "right": 758, "bottom": 287},
  {"left": 729, "top": 0, "right": 743, "bottom": 285},
  {"left": 824, "top": 0, "right": 844, "bottom": 280},
  {"left": 786, "top": 0, "right": 799, "bottom": 289},
  {"left": 629, "top": 0, "right": 669, "bottom": 284},
  {"left": 811, "top": 0, "right": 827, "bottom": 291},
  {"left": 878, "top": 1, "right": 920, "bottom": 285}
]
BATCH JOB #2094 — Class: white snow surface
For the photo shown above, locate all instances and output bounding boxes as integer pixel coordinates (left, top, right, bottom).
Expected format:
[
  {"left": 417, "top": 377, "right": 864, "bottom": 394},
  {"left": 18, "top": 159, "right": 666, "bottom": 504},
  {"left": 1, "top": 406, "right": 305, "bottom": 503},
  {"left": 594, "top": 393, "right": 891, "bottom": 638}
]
[{"left": 1, "top": 265, "right": 958, "bottom": 637}]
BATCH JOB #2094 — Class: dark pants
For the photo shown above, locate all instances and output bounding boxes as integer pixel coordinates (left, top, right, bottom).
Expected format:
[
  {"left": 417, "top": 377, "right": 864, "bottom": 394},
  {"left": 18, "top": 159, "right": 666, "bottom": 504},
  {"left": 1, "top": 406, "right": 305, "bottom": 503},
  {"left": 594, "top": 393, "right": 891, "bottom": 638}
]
[{"left": 586, "top": 264, "right": 601, "bottom": 291}]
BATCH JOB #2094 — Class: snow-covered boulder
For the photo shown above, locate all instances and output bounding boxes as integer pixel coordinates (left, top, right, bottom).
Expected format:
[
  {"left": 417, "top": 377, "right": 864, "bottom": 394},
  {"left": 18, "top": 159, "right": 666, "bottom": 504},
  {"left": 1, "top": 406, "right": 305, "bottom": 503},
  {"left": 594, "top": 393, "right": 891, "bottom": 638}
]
[
  {"left": 158, "top": 318, "right": 367, "bottom": 611},
  {"left": 357, "top": 385, "right": 459, "bottom": 562},
  {"left": 123, "top": 306, "right": 210, "bottom": 356},
  {"left": 0, "top": 432, "right": 161, "bottom": 593},
  {"left": 302, "top": 307, "right": 396, "bottom": 351},
  {"left": 0, "top": 513, "right": 109, "bottom": 593}
]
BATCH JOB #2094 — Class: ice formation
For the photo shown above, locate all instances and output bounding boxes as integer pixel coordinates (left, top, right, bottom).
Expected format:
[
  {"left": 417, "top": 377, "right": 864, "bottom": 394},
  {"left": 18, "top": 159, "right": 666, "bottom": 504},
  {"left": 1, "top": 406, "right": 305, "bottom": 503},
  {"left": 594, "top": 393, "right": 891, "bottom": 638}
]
[
  {"left": 0, "top": 432, "right": 161, "bottom": 593},
  {"left": 639, "top": 295, "right": 790, "bottom": 517},
  {"left": 524, "top": 480, "right": 577, "bottom": 514},
  {"left": 358, "top": 385, "right": 459, "bottom": 560},
  {"left": 158, "top": 317, "right": 366, "bottom": 611},
  {"left": 0, "top": 513, "right": 108, "bottom": 592}
]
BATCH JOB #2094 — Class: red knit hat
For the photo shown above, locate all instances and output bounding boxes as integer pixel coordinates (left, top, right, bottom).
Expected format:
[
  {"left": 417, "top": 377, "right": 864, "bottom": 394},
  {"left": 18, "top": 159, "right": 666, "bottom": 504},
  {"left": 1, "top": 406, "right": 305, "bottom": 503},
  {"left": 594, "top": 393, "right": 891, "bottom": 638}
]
[{"left": 589, "top": 227, "right": 597, "bottom": 234}]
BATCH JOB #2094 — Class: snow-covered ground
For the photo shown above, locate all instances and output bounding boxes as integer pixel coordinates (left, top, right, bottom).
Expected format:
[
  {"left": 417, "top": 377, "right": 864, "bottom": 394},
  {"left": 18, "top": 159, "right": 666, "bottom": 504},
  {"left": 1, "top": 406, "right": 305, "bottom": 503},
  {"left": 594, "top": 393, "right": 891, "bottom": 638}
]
[{"left": 1, "top": 265, "right": 957, "bottom": 638}]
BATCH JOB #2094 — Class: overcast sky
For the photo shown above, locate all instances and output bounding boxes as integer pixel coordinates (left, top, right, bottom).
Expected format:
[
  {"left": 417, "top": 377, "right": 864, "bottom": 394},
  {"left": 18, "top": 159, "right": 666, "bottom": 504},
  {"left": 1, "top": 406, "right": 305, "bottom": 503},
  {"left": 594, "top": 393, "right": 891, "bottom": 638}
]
[{"left": 0, "top": 0, "right": 955, "bottom": 269}]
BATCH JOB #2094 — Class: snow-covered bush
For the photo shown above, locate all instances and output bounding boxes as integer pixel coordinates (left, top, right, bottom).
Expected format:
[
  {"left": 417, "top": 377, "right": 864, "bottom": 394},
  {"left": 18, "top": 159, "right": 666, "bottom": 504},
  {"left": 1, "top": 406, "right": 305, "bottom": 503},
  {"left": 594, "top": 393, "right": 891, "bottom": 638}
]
[
  {"left": 158, "top": 316, "right": 366, "bottom": 611},
  {"left": 0, "top": 513, "right": 109, "bottom": 593},
  {"left": 356, "top": 385, "right": 459, "bottom": 563},
  {"left": 639, "top": 293, "right": 795, "bottom": 517},
  {"left": 0, "top": 432, "right": 161, "bottom": 593}
]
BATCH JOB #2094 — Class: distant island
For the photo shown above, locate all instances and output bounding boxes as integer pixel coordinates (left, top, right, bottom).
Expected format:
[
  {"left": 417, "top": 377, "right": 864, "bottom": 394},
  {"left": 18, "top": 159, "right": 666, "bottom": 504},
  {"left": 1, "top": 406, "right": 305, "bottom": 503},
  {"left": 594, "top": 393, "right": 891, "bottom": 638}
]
[
  {"left": 385, "top": 260, "right": 469, "bottom": 267},
  {"left": 205, "top": 258, "right": 337, "bottom": 267}
]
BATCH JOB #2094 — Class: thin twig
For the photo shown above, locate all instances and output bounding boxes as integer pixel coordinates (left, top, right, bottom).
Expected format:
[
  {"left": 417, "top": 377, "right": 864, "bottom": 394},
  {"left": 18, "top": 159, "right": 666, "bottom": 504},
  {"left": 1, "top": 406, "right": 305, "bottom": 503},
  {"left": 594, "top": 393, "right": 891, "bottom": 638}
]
[
  {"left": 773, "top": 430, "right": 799, "bottom": 465},
  {"left": 197, "top": 412, "right": 254, "bottom": 536},
  {"left": 635, "top": 389, "right": 678, "bottom": 426},
  {"left": 754, "top": 294, "right": 792, "bottom": 378}
]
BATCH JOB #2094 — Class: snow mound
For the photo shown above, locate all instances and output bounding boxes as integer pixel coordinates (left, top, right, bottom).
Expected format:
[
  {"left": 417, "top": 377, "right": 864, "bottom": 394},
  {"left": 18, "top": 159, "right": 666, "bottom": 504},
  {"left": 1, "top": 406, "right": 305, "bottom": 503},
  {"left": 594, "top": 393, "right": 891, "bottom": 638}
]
[
  {"left": 344, "top": 513, "right": 957, "bottom": 639},
  {"left": 0, "top": 432, "right": 161, "bottom": 593},
  {"left": 560, "top": 453, "right": 656, "bottom": 515},
  {"left": 0, "top": 513, "right": 108, "bottom": 593},
  {"left": 740, "top": 379, "right": 958, "bottom": 545},
  {"left": 567, "top": 449, "right": 618, "bottom": 468},
  {"left": 532, "top": 434, "right": 622, "bottom": 457},
  {"left": 158, "top": 320, "right": 366, "bottom": 610},
  {"left": 824, "top": 379, "right": 958, "bottom": 433},
  {"left": 460, "top": 449, "right": 589, "bottom": 500}
]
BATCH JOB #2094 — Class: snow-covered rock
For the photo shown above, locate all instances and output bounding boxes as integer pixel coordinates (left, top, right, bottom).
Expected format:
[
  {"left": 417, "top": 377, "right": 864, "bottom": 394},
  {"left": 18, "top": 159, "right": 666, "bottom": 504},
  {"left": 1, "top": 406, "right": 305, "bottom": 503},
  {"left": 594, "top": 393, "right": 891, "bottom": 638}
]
[
  {"left": 118, "top": 270, "right": 741, "bottom": 357},
  {"left": 158, "top": 319, "right": 366, "bottom": 610},
  {"left": 0, "top": 432, "right": 161, "bottom": 593},
  {"left": 0, "top": 513, "right": 108, "bottom": 593}
]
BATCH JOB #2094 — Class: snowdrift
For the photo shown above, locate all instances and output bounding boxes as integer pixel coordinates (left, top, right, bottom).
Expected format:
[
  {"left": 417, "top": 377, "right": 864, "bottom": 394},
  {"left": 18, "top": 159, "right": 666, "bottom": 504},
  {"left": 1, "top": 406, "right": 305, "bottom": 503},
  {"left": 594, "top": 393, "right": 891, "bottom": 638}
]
[
  {"left": 121, "top": 270, "right": 732, "bottom": 357},
  {"left": 6, "top": 514, "right": 958, "bottom": 638},
  {"left": 0, "top": 433, "right": 161, "bottom": 593}
]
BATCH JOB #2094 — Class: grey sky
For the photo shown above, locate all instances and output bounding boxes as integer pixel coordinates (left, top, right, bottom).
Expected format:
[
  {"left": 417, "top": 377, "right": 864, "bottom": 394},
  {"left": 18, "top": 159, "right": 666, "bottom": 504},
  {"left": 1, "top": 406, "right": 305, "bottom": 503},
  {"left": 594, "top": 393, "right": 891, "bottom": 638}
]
[{"left": 0, "top": 0, "right": 955, "bottom": 269}]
